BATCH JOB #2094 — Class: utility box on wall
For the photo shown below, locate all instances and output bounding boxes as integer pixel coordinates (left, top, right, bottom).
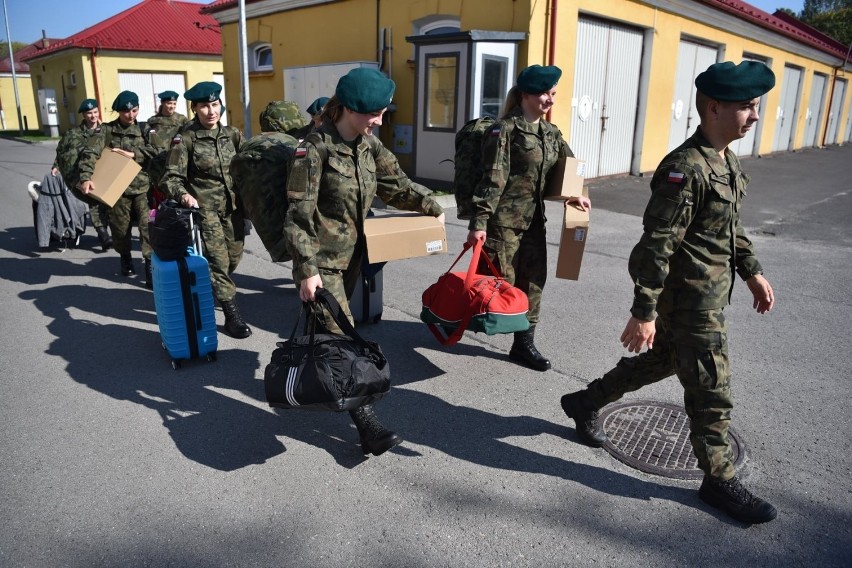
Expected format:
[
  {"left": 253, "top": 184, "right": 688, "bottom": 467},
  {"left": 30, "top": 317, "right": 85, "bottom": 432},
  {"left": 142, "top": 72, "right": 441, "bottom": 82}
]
[
  {"left": 37, "top": 89, "right": 60, "bottom": 137},
  {"left": 283, "top": 61, "right": 378, "bottom": 122}
]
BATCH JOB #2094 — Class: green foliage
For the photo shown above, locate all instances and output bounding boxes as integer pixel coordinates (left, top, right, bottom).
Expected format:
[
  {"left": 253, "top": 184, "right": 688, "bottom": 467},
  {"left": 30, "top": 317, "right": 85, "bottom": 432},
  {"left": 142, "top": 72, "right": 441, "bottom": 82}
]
[
  {"left": 0, "top": 41, "right": 29, "bottom": 60},
  {"left": 805, "top": 7, "right": 852, "bottom": 45}
]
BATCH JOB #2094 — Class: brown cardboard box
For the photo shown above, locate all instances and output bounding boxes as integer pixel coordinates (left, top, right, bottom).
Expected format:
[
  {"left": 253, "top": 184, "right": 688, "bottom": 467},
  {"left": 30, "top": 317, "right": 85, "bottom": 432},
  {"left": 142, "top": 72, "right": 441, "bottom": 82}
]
[
  {"left": 88, "top": 150, "right": 142, "bottom": 207},
  {"left": 364, "top": 212, "right": 447, "bottom": 263},
  {"left": 544, "top": 156, "right": 587, "bottom": 201},
  {"left": 555, "top": 203, "right": 590, "bottom": 280}
]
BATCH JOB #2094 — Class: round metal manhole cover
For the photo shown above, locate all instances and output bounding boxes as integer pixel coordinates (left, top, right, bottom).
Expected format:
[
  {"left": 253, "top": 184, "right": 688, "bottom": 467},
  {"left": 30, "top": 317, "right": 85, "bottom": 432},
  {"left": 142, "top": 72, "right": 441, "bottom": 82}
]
[{"left": 598, "top": 400, "right": 745, "bottom": 480}]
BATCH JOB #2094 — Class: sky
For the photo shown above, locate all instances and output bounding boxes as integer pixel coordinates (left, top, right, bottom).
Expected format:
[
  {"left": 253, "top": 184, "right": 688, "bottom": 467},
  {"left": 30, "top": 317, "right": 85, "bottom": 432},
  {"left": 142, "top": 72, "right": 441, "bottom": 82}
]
[{"left": 2, "top": 0, "right": 806, "bottom": 45}]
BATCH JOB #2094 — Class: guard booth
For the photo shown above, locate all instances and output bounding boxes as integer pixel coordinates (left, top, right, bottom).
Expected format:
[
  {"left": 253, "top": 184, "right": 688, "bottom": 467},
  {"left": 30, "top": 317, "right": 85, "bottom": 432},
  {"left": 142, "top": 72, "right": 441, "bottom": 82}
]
[{"left": 406, "top": 30, "right": 526, "bottom": 189}]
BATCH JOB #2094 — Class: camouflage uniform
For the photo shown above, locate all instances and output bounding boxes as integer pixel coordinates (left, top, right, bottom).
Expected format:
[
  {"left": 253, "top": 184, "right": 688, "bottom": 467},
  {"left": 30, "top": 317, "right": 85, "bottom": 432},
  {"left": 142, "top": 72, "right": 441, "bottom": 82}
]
[
  {"left": 53, "top": 123, "right": 109, "bottom": 230},
  {"left": 585, "top": 127, "right": 764, "bottom": 480},
  {"left": 161, "top": 119, "right": 244, "bottom": 303},
  {"left": 285, "top": 119, "right": 443, "bottom": 332},
  {"left": 147, "top": 111, "right": 190, "bottom": 198},
  {"left": 78, "top": 119, "right": 159, "bottom": 260},
  {"left": 468, "top": 107, "right": 573, "bottom": 323}
]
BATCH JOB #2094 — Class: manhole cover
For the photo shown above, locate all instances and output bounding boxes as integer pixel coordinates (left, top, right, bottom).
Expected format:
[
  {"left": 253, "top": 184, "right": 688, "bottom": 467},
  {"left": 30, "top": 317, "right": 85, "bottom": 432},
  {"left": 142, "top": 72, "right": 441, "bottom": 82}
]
[{"left": 598, "top": 400, "right": 745, "bottom": 480}]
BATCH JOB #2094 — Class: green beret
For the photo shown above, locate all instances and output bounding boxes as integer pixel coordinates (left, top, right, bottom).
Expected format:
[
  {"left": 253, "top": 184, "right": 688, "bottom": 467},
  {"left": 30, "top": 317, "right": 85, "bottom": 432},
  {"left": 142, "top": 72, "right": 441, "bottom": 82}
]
[
  {"left": 516, "top": 65, "right": 562, "bottom": 94},
  {"left": 111, "top": 91, "right": 139, "bottom": 111},
  {"left": 259, "top": 100, "right": 307, "bottom": 133},
  {"left": 306, "top": 96, "right": 330, "bottom": 116},
  {"left": 184, "top": 82, "right": 222, "bottom": 103},
  {"left": 158, "top": 90, "right": 179, "bottom": 101},
  {"left": 78, "top": 99, "right": 97, "bottom": 113},
  {"left": 695, "top": 61, "right": 776, "bottom": 101},
  {"left": 335, "top": 68, "right": 395, "bottom": 113}
]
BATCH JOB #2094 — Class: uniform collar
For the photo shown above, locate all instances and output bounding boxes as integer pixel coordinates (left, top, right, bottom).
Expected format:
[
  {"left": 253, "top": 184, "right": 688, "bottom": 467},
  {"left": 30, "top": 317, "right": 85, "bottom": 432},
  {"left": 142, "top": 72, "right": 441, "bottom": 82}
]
[
  {"left": 507, "top": 106, "right": 551, "bottom": 136},
  {"left": 692, "top": 127, "right": 734, "bottom": 177}
]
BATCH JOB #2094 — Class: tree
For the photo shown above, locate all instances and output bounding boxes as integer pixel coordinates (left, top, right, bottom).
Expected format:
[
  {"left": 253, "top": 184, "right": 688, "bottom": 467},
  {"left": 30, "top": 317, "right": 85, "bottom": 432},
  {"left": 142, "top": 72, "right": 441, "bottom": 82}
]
[
  {"left": 0, "top": 41, "right": 29, "bottom": 60},
  {"left": 801, "top": 0, "right": 852, "bottom": 46}
]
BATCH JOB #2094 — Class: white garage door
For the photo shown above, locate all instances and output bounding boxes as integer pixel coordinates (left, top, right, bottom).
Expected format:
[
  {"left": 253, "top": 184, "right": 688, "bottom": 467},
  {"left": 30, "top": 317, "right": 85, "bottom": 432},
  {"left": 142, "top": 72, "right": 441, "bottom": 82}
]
[{"left": 118, "top": 72, "right": 186, "bottom": 123}]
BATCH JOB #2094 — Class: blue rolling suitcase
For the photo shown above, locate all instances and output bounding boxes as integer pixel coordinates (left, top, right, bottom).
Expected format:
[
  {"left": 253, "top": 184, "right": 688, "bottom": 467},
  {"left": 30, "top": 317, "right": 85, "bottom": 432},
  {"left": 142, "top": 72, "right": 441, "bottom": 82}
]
[{"left": 152, "top": 213, "right": 218, "bottom": 369}]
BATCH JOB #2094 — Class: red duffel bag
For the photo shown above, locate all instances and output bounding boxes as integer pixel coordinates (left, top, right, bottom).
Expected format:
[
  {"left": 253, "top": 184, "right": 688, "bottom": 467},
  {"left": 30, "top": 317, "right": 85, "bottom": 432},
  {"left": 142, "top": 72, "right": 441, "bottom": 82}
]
[{"left": 420, "top": 239, "right": 530, "bottom": 346}]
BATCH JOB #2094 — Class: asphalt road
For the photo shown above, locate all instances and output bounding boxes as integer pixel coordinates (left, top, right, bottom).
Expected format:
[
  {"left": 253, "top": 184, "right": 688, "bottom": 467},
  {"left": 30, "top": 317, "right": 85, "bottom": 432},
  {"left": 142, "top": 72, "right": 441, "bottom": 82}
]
[{"left": 0, "top": 137, "right": 849, "bottom": 567}]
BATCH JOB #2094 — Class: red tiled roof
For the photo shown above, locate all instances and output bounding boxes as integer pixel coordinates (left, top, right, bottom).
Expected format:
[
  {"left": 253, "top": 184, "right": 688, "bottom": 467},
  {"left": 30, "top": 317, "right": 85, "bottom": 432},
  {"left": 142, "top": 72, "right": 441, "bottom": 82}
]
[
  {"left": 698, "top": 0, "right": 849, "bottom": 60},
  {"left": 22, "top": 0, "right": 221, "bottom": 61},
  {"left": 0, "top": 40, "right": 58, "bottom": 73}
]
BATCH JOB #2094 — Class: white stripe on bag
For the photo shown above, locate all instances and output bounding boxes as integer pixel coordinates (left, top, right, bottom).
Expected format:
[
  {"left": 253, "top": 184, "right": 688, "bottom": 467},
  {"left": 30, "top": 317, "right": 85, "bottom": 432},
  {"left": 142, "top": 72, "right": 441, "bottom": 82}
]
[{"left": 286, "top": 365, "right": 299, "bottom": 406}]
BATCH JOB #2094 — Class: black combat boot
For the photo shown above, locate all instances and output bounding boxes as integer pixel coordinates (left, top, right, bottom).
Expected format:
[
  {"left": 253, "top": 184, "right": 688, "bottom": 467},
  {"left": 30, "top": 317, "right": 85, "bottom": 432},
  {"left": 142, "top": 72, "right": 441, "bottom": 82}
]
[
  {"left": 699, "top": 475, "right": 778, "bottom": 524},
  {"left": 120, "top": 253, "right": 135, "bottom": 276},
  {"left": 561, "top": 390, "right": 608, "bottom": 447},
  {"left": 220, "top": 299, "right": 252, "bottom": 338},
  {"left": 509, "top": 325, "right": 551, "bottom": 371},
  {"left": 144, "top": 258, "right": 153, "bottom": 290},
  {"left": 349, "top": 404, "right": 402, "bottom": 456},
  {"left": 96, "top": 226, "right": 113, "bottom": 251}
]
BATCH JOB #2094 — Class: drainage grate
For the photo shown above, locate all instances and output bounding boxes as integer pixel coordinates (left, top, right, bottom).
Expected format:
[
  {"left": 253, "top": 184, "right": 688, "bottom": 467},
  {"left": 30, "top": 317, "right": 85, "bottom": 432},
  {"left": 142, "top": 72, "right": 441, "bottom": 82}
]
[{"left": 598, "top": 400, "right": 745, "bottom": 480}]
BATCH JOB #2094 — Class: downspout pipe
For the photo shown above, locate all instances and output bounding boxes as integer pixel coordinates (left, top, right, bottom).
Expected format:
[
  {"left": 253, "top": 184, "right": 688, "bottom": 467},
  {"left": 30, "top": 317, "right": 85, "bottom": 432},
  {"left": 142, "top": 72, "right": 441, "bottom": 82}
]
[{"left": 546, "top": 0, "right": 558, "bottom": 122}]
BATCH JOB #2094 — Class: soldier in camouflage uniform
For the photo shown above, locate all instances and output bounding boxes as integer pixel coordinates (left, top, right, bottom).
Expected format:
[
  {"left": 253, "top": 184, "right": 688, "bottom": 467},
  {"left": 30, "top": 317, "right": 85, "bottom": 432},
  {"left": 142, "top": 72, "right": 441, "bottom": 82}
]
[
  {"left": 160, "top": 82, "right": 251, "bottom": 339},
  {"left": 466, "top": 65, "right": 591, "bottom": 372},
  {"left": 146, "top": 90, "right": 190, "bottom": 204},
  {"left": 78, "top": 91, "right": 160, "bottom": 288},
  {"left": 287, "top": 96, "right": 326, "bottom": 140},
  {"left": 52, "top": 98, "right": 113, "bottom": 251},
  {"left": 285, "top": 68, "right": 444, "bottom": 457},
  {"left": 561, "top": 61, "right": 778, "bottom": 524}
]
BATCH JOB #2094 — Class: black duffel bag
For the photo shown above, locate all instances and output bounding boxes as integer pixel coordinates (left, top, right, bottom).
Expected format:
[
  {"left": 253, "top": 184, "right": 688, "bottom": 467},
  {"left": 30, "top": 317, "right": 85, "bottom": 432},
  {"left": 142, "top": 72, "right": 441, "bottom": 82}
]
[
  {"left": 264, "top": 288, "right": 391, "bottom": 411},
  {"left": 149, "top": 200, "right": 197, "bottom": 261}
]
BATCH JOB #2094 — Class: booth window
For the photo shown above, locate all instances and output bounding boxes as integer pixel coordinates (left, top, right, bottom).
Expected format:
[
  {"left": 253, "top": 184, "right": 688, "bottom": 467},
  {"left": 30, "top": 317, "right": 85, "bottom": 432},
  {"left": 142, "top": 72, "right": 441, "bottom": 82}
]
[
  {"left": 251, "top": 44, "right": 273, "bottom": 72},
  {"left": 425, "top": 53, "right": 459, "bottom": 131}
]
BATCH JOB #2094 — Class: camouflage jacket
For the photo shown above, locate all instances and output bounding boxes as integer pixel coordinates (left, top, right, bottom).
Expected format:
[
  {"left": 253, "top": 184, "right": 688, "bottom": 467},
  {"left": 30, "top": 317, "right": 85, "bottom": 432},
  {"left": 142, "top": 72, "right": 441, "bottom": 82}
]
[
  {"left": 77, "top": 119, "right": 159, "bottom": 196},
  {"left": 468, "top": 107, "right": 573, "bottom": 232},
  {"left": 161, "top": 119, "right": 243, "bottom": 215},
  {"left": 285, "top": 120, "right": 443, "bottom": 282},
  {"left": 53, "top": 122, "right": 99, "bottom": 188},
  {"left": 629, "top": 128, "right": 763, "bottom": 321},
  {"left": 146, "top": 112, "right": 190, "bottom": 186}
]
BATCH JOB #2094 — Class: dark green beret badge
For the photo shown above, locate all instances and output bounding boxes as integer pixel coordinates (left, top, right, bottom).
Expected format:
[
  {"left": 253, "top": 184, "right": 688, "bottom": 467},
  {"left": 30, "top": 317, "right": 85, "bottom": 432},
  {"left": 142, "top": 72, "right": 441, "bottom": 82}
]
[
  {"left": 78, "top": 99, "right": 97, "bottom": 113},
  {"left": 158, "top": 90, "right": 179, "bottom": 101},
  {"left": 111, "top": 90, "right": 139, "bottom": 111},
  {"left": 695, "top": 61, "right": 776, "bottom": 101},
  {"left": 335, "top": 68, "right": 395, "bottom": 113},
  {"left": 517, "top": 65, "right": 562, "bottom": 94},
  {"left": 184, "top": 82, "right": 222, "bottom": 103}
]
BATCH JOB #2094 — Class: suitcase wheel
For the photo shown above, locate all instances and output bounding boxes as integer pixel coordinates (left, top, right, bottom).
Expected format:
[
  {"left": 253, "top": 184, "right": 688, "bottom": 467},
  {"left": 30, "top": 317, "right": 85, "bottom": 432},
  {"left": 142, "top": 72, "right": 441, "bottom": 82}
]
[
  {"left": 171, "top": 359, "right": 182, "bottom": 370},
  {"left": 206, "top": 352, "right": 217, "bottom": 362}
]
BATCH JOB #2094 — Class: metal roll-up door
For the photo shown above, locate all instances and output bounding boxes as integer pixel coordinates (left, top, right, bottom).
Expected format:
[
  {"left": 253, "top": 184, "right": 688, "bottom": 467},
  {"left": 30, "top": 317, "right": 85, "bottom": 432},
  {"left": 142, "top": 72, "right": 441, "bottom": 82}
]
[
  {"left": 118, "top": 72, "right": 186, "bottom": 122},
  {"left": 825, "top": 78, "right": 846, "bottom": 145},
  {"left": 570, "top": 17, "right": 644, "bottom": 178}
]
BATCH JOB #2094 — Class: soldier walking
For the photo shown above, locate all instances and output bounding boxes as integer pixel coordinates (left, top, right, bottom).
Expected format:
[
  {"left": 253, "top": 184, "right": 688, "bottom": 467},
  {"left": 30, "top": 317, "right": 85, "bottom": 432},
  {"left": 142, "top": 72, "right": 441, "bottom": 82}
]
[{"left": 560, "top": 61, "right": 778, "bottom": 524}]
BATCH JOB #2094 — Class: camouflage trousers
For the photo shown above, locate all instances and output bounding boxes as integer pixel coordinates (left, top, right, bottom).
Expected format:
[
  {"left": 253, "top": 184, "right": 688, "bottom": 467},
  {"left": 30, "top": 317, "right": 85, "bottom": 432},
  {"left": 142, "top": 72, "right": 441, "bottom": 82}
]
[
  {"left": 481, "top": 216, "right": 547, "bottom": 324},
  {"left": 198, "top": 208, "right": 245, "bottom": 303},
  {"left": 586, "top": 309, "right": 735, "bottom": 480},
  {"left": 308, "top": 246, "right": 364, "bottom": 334},
  {"left": 109, "top": 192, "right": 151, "bottom": 259},
  {"left": 88, "top": 202, "right": 110, "bottom": 230}
]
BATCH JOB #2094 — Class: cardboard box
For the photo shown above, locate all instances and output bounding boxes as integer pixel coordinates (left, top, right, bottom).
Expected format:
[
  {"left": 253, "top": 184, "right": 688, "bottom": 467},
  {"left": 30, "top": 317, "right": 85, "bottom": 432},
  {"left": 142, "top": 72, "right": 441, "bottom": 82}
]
[
  {"left": 88, "top": 150, "right": 142, "bottom": 207},
  {"left": 544, "top": 156, "right": 587, "bottom": 201},
  {"left": 364, "top": 212, "right": 447, "bottom": 263},
  {"left": 555, "top": 203, "right": 590, "bottom": 280}
]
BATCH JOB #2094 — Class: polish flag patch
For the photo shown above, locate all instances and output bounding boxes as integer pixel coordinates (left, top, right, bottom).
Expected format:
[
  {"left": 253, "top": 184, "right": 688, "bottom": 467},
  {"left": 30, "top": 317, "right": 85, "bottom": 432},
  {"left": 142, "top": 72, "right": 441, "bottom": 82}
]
[
  {"left": 489, "top": 126, "right": 501, "bottom": 136},
  {"left": 294, "top": 147, "right": 307, "bottom": 158},
  {"left": 667, "top": 171, "right": 685, "bottom": 184}
]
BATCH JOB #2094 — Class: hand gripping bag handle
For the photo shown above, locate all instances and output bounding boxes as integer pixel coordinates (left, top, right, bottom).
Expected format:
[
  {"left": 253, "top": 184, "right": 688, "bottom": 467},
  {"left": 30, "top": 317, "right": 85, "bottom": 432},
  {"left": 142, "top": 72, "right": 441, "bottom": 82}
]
[{"left": 426, "top": 239, "right": 505, "bottom": 346}]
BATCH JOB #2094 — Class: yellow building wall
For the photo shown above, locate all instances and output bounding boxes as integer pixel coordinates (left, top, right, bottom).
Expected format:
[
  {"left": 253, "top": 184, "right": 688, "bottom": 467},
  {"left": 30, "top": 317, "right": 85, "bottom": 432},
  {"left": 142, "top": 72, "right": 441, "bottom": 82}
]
[
  {"left": 0, "top": 75, "right": 38, "bottom": 132},
  {"left": 28, "top": 50, "right": 223, "bottom": 133},
  {"left": 215, "top": 0, "right": 849, "bottom": 175}
]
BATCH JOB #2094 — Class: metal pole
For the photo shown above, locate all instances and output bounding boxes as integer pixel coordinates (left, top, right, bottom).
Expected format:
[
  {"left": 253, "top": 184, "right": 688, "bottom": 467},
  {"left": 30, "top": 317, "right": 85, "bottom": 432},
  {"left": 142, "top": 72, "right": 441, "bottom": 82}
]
[
  {"left": 237, "top": 0, "right": 251, "bottom": 137},
  {"left": 2, "top": 0, "right": 25, "bottom": 135}
]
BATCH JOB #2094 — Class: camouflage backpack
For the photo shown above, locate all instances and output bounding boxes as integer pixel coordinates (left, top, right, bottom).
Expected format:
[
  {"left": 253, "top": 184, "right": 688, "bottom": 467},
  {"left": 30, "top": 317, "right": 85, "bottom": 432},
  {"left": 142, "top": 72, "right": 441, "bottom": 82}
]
[
  {"left": 453, "top": 116, "right": 502, "bottom": 220},
  {"left": 230, "top": 131, "right": 300, "bottom": 262}
]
